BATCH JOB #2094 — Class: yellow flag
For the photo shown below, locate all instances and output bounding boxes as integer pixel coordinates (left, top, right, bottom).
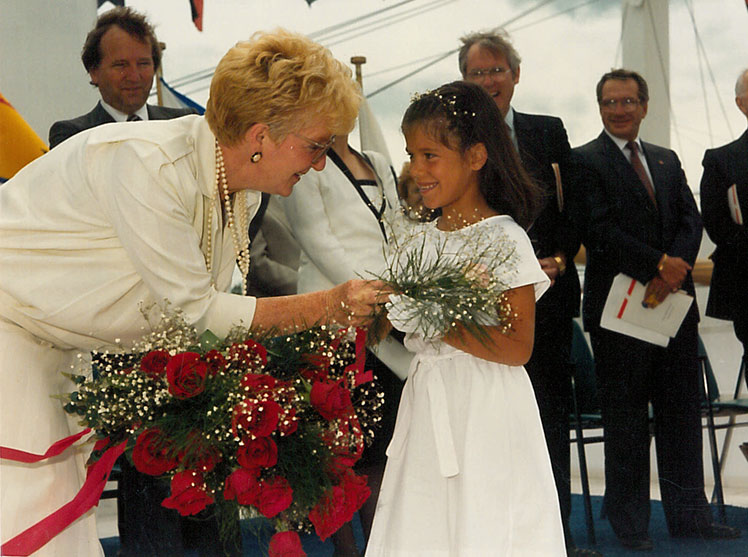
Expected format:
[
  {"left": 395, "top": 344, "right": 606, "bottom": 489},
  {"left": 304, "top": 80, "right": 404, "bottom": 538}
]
[{"left": 0, "top": 92, "right": 48, "bottom": 183}]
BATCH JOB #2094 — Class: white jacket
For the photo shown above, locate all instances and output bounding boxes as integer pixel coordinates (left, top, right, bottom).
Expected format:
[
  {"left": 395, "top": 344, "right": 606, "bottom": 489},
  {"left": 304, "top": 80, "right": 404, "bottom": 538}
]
[{"left": 0, "top": 115, "right": 260, "bottom": 350}]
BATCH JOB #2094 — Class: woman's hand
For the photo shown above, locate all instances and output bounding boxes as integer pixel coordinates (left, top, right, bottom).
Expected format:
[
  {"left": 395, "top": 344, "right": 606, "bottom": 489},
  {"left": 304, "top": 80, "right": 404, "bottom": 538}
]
[{"left": 327, "top": 279, "right": 391, "bottom": 328}]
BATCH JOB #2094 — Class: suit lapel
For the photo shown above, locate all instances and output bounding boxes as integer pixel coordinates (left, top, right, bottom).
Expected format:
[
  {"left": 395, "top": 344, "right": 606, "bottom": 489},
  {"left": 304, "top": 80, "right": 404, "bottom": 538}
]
[
  {"left": 146, "top": 104, "right": 162, "bottom": 120},
  {"left": 91, "top": 102, "right": 116, "bottom": 126},
  {"left": 640, "top": 141, "right": 667, "bottom": 211},
  {"left": 731, "top": 131, "right": 748, "bottom": 180},
  {"left": 513, "top": 112, "right": 549, "bottom": 182},
  {"left": 599, "top": 133, "right": 656, "bottom": 211},
  {"left": 513, "top": 112, "right": 535, "bottom": 163}
]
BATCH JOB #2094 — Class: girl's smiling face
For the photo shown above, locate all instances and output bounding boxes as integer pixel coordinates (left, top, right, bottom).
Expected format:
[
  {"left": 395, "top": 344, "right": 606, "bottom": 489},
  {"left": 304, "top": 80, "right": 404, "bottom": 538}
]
[{"left": 404, "top": 123, "right": 487, "bottom": 222}]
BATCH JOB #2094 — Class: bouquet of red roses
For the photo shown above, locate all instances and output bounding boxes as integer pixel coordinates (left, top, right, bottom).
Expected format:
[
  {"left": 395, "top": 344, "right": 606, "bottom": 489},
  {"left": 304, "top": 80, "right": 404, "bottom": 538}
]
[{"left": 64, "top": 309, "right": 381, "bottom": 556}]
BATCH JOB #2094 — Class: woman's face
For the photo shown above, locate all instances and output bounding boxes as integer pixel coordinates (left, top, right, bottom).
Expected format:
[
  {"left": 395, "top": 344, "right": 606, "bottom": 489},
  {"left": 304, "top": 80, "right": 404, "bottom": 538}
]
[{"left": 252, "top": 121, "right": 334, "bottom": 197}]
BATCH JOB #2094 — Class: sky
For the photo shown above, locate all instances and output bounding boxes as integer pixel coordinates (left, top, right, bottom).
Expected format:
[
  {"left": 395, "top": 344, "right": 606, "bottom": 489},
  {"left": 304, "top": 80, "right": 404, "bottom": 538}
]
[{"left": 120, "top": 0, "right": 748, "bottom": 193}]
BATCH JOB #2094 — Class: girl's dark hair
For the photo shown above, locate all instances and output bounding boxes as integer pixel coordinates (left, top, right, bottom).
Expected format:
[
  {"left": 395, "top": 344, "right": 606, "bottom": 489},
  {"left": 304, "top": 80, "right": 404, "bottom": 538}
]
[{"left": 401, "top": 80, "right": 542, "bottom": 229}]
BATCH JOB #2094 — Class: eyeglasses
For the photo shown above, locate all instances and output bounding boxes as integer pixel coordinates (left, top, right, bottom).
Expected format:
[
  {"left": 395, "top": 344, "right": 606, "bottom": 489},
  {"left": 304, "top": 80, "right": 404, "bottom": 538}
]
[
  {"left": 599, "top": 97, "right": 642, "bottom": 112},
  {"left": 294, "top": 133, "right": 336, "bottom": 164},
  {"left": 465, "top": 66, "right": 510, "bottom": 80}
]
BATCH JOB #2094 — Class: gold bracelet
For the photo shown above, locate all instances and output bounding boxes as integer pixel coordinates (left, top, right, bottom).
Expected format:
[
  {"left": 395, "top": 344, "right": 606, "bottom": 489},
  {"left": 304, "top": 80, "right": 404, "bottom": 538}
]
[
  {"left": 553, "top": 255, "right": 566, "bottom": 276},
  {"left": 657, "top": 254, "right": 668, "bottom": 273}
]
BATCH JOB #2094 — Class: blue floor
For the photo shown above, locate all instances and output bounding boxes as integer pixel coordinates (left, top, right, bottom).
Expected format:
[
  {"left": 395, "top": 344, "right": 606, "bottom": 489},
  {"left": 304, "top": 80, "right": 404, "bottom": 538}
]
[{"left": 101, "top": 495, "right": 748, "bottom": 556}]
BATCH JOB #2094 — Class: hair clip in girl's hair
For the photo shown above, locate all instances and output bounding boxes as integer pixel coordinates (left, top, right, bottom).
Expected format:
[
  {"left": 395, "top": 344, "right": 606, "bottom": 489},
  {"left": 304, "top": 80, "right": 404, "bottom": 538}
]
[{"left": 410, "top": 89, "right": 476, "bottom": 121}]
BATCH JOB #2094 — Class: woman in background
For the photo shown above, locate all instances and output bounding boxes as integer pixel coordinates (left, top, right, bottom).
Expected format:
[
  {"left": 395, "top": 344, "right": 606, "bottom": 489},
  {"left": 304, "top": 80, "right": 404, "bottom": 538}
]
[{"left": 283, "top": 131, "right": 412, "bottom": 556}]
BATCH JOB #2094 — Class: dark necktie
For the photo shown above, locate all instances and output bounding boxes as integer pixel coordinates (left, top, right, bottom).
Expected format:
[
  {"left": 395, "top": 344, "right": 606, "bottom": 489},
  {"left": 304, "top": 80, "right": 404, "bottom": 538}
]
[
  {"left": 126, "top": 114, "right": 142, "bottom": 122},
  {"left": 626, "top": 141, "right": 657, "bottom": 208}
]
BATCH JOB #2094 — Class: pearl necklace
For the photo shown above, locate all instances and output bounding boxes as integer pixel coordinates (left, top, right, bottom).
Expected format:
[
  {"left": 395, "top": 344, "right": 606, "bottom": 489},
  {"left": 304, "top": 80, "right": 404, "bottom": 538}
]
[{"left": 205, "top": 140, "right": 250, "bottom": 295}]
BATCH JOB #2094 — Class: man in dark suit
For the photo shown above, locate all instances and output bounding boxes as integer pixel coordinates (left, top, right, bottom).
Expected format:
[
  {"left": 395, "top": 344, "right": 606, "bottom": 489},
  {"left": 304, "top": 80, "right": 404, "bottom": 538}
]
[
  {"left": 574, "top": 68, "right": 740, "bottom": 551},
  {"left": 459, "top": 30, "right": 585, "bottom": 557},
  {"left": 48, "top": 6, "right": 194, "bottom": 149},
  {"left": 700, "top": 68, "right": 748, "bottom": 379}
]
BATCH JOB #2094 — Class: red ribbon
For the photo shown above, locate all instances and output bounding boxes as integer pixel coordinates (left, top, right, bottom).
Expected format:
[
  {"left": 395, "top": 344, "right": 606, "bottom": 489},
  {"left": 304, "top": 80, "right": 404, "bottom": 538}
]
[
  {"left": 0, "top": 428, "right": 91, "bottom": 463},
  {"left": 346, "top": 328, "right": 373, "bottom": 386},
  {"left": 1, "top": 431, "right": 126, "bottom": 556}
]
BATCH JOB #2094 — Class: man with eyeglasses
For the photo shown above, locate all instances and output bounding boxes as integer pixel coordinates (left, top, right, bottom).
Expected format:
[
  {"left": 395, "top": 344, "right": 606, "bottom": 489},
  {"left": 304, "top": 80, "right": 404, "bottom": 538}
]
[
  {"left": 459, "top": 29, "right": 586, "bottom": 557},
  {"left": 574, "top": 68, "right": 740, "bottom": 550}
]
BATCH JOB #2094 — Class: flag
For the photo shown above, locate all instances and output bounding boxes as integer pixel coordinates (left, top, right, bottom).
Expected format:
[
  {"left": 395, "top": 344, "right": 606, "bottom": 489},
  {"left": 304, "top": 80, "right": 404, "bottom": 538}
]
[
  {"left": 0, "top": 92, "right": 48, "bottom": 183},
  {"left": 190, "top": 0, "right": 204, "bottom": 31},
  {"left": 357, "top": 96, "right": 391, "bottom": 165},
  {"left": 158, "top": 77, "right": 205, "bottom": 114}
]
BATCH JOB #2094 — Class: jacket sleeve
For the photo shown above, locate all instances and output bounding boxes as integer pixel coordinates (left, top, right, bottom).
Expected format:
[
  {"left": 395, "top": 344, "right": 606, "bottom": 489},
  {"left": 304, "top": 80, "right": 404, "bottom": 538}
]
[
  {"left": 547, "top": 119, "right": 582, "bottom": 262},
  {"left": 700, "top": 148, "right": 747, "bottom": 247},
  {"left": 665, "top": 156, "right": 703, "bottom": 266}
]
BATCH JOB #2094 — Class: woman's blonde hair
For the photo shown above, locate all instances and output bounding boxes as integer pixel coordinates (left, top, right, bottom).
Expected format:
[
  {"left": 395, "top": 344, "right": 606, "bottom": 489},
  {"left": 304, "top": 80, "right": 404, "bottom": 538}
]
[{"left": 205, "top": 29, "right": 361, "bottom": 146}]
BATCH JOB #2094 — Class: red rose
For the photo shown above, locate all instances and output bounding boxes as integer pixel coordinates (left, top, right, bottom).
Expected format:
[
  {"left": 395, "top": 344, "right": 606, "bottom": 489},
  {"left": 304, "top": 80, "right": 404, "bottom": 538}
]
[
  {"left": 162, "top": 470, "right": 214, "bottom": 516},
  {"left": 140, "top": 350, "right": 170, "bottom": 377},
  {"left": 131, "top": 428, "right": 178, "bottom": 476},
  {"left": 241, "top": 372, "right": 278, "bottom": 393},
  {"left": 166, "top": 352, "right": 208, "bottom": 399},
  {"left": 268, "top": 531, "right": 305, "bottom": 557},
  {"left": 340, "top": 472, "right": 371, "bottom": 517},
  {"left": 310, "top": 379, "right": 353, "bottom": 421},
  {"left": 180, "top": 431, "right": 222, "bottom": 473},
  {"left": 323, "top": 418, "right": 364, "bottom": 467},
  {"left": 308, "top": 485, "right": 348, "bottom": 541},
  {"left": 231, "top": 399, "right": 281, "bottom": 438},
  {"left": 237, "top": 436, "right": 278, "bottom": 470},
  {"left": 277, "top": 408, "right": 298, "bottom": 436},
  {"left": 228, "top": 339, "right": 267, "bottom": 366},
  {"left": 256, "top": 476, "right": 293, "bottom": 518},
  {"left": 326, "top": 456, "right": 352, "bottom": 483},
  {"left": 204, "top": 350, "right": 227, "bottom": 376},
  {"left": 224, "top": 468, "right": 261, "bottom": 506},
  {"left": 299, "top": 351, "right": 330, "bottom": 382}
]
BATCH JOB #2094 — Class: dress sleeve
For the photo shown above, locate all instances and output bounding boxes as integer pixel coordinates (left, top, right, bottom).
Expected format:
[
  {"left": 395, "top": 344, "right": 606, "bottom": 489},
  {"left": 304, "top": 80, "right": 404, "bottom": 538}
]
[
  {"left": 92, "top": 141, "right": 256, "bottom": 337},
  {"left": 491, "top": 219, "right": 550, "bottom": 301}
]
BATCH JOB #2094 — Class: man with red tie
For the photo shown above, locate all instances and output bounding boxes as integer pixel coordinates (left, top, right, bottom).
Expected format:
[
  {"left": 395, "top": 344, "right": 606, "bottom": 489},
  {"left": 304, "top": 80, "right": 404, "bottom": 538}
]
[{"left": 574, "top": 68, "right": 740, "bottom": 551}]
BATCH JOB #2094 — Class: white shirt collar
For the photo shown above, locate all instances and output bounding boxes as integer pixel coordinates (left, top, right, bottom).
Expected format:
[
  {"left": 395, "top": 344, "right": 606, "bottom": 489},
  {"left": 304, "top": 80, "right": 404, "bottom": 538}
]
[
  {"left": 604, "top": 128, "right": 640, "bottom": 154},
  {"left": 100, "top": 99, "right": 149, "bottom": 122},
  {"left": 504, "top": 106, "right": 515, "bottom": 133},
  {"left": 505, "top": 107, "right": 518, "bottom": 150}
]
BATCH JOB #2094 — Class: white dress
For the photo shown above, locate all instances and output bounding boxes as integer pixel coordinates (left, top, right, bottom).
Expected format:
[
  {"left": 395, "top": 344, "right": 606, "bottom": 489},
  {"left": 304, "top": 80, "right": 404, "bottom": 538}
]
[
  {"left": 0, "top": 116, "right": 259, "bottom": 556},
  {"left": 366, "top": 216, "right": 565, "bottom": 556}
]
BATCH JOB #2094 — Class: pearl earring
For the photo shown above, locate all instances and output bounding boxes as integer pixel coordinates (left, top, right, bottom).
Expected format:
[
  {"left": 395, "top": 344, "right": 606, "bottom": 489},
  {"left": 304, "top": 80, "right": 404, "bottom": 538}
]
[{"left": 251, "top": 152, "right": 262, "bottom": 163}]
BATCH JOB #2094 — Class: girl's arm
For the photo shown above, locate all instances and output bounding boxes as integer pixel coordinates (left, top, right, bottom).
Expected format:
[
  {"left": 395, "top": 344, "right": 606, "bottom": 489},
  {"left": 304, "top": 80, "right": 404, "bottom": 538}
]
[{"left": 441, "top": 284, "right": 536, "bottom": 365}]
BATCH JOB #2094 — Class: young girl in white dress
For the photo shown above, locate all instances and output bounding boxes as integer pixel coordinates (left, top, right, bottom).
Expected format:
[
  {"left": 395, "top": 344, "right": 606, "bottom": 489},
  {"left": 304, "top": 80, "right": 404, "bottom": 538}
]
[{"left": 365, "top": 81, "right": 566, "bottom": 556}]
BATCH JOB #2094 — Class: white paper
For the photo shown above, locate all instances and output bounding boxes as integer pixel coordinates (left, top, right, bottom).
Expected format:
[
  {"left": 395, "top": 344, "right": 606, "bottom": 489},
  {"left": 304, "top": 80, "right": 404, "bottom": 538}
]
[
  {"left": 728, "top": 183, "right": 744, "bottom": 225},
  {"left": 600, "top": 273, "right": 693, "bottom": 347}
]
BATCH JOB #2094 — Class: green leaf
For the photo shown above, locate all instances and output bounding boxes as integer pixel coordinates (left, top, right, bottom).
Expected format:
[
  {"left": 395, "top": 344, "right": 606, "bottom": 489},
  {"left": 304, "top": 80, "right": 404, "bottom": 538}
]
[{"left": 196, "top": 329, "right": 222, "bottom": 352}]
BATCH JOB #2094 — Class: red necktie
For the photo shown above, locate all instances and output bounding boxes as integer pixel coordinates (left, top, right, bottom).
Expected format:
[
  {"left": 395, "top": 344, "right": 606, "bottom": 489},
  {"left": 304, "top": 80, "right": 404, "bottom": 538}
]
[{"left": 626, "top": 141, "right": 657, "bottom": 209}]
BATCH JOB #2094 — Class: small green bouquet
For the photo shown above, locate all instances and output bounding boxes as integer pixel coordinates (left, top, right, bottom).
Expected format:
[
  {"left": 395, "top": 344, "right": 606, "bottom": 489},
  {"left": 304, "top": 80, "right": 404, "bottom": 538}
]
[{"left": 377, "top": 214, "right": 518, "bottom": 342}]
